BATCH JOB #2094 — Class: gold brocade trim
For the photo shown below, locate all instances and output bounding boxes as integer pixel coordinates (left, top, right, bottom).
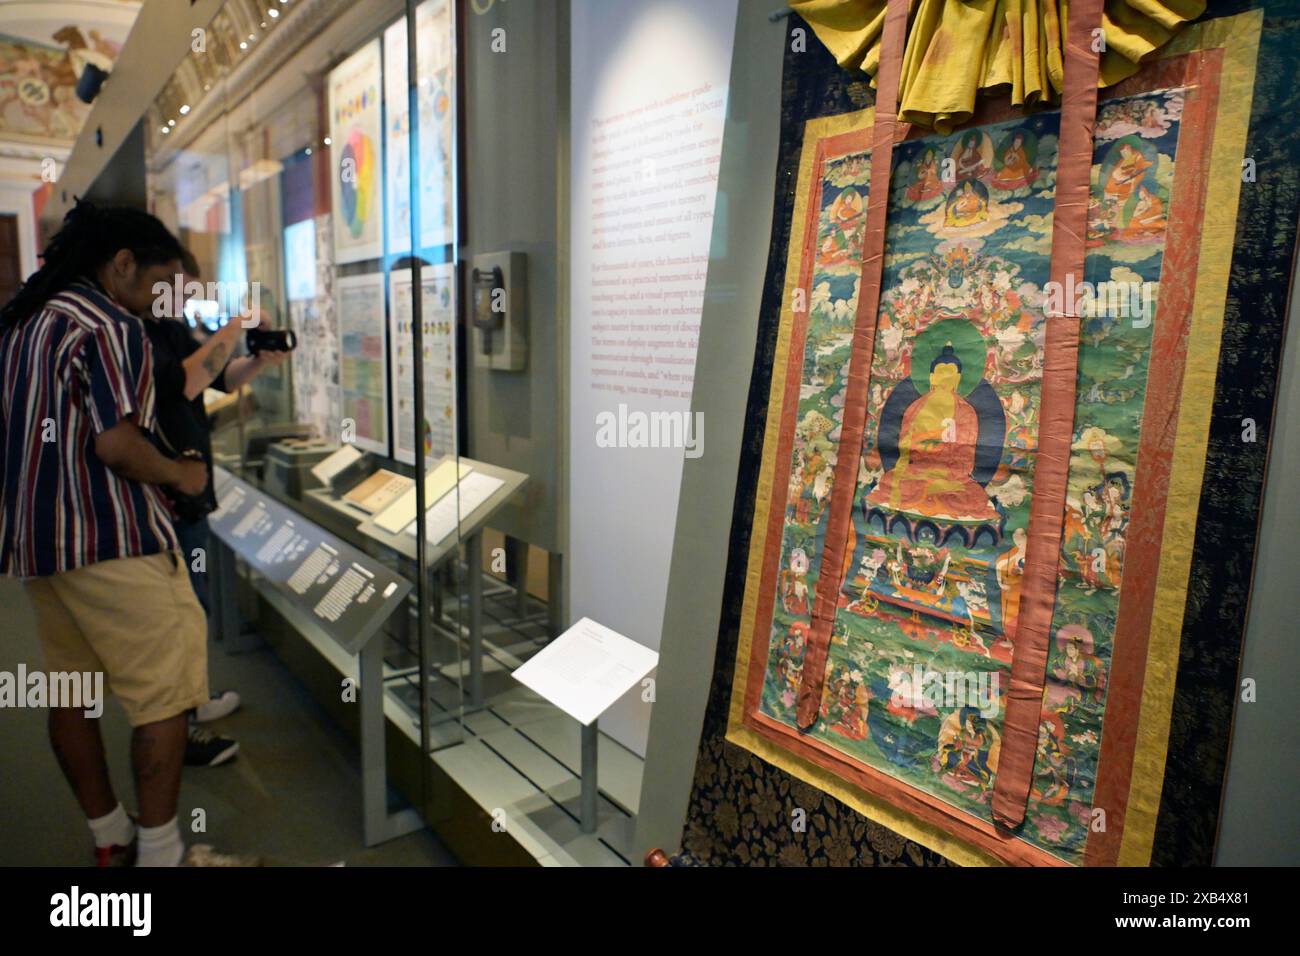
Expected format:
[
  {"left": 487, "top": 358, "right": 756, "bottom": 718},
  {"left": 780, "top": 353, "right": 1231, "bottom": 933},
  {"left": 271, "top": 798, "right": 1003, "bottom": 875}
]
[
  {"left": 1116, "top": 7, "right": 1263, "bottom": 867},
  {"left": 790, "top": 0, "right": 1207, "bottom": 133},
  {"left": 724, "top": 10, "right": 1262, "bottom": 867}
]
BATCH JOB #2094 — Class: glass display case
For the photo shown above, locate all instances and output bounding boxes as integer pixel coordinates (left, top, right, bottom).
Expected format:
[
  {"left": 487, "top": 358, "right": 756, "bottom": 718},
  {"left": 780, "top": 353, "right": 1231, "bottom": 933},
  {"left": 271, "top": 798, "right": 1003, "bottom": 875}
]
[{"left": 140, "top": 0, "right": 545, "bottom": 843}]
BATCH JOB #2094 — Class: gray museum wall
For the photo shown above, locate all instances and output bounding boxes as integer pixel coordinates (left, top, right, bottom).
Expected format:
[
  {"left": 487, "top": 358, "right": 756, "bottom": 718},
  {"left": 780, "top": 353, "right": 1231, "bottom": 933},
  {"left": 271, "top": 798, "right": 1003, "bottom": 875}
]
[
  {"left": 462, "top": 0, "right": 567, "bottom": 557},
  {"left": 633, "top": 5, "right": 786, "bottom": 862},
  {"left": 1214, "top": 245, "right": 1300, "bottom": 866}
]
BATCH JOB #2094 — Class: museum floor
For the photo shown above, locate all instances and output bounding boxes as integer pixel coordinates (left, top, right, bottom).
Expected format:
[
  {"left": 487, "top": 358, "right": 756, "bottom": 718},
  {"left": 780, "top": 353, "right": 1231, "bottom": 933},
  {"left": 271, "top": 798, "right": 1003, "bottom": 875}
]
[{"left": 0, "top": 578, "right": 457, "bottom": 867}]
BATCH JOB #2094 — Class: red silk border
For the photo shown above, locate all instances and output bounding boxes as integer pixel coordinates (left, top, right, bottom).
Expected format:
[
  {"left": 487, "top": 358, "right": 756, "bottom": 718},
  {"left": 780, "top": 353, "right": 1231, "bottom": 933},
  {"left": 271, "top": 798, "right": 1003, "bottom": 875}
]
[
  {"left": 990, "top": 0, "right": 1107, "bottom": 829},
  {"left": 795, "top": 0, "right": 912, "bottom": 730}
]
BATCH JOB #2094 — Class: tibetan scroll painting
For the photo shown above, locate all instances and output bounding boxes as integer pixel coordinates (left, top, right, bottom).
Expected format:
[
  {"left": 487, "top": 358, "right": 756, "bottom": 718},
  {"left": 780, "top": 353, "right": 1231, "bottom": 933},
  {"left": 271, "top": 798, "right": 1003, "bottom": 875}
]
[{"left": 728, "top": 17, "right": 1258, "bottom": 867}]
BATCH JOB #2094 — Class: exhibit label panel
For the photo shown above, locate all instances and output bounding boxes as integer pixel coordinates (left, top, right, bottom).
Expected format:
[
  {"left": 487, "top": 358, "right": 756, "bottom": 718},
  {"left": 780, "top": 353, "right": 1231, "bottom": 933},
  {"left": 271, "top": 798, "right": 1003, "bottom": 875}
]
[
  {"left": 568, "top": 0, "right": 738, "bottom": 754},
  {"left": 209, "top": 469, "right": 412, "bottom": 655},
  {"left": 329, "top": 39, "right": 385, "bottom": 265}
]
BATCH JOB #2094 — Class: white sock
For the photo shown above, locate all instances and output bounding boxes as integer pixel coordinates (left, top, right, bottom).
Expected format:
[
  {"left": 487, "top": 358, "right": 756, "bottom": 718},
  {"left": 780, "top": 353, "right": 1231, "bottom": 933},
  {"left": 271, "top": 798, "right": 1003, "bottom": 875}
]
[
  {"left": 88, "top": 803, "right": 135, "bottom": 849},
  {"left": 135, "top": 818, "right": 184, "bottom": 867}
]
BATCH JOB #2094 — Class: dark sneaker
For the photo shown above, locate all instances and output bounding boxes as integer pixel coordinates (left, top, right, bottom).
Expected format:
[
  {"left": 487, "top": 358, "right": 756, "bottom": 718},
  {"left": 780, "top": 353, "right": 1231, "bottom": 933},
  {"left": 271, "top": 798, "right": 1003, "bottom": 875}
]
[
  {"left": 185, "top": 725, "right": 239, "bottom": 766},
  {"left": 95, "top": 839, "right": 137, "bottom": 867},
  {"left": 195, "top": 690, "right": 241, "bottom": 723}
]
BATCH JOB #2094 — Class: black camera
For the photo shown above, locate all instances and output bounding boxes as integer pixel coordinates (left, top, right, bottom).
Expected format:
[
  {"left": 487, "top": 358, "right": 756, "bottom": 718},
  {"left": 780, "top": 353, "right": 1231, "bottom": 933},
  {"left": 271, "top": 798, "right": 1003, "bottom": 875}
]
[{"left": 246, "top": 327, "right": 297, "bottom": 355}]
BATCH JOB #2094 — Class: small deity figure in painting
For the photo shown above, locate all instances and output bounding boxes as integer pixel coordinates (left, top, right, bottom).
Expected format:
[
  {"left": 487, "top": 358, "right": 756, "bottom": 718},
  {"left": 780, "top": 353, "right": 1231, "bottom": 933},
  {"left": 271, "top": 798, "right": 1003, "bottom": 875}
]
[
  {"left": 1119, "top": 185, "right": 1167, "bottom": 241},
  {"left": 1103, "top": 141, "right": 1153, "bottom": 209},
  {"left": 774, "top": 622, "right": 807, "bottom": 706},
  {"left": 935, "top": 705, "right": 1001, "bottom": 791},
  {"left": 781, "top": 548, "right": 811, "bottom": 615},
  {"left": 818, "top": 186, "right": 866, "bottom": 267},
  {"left": 1050, "top": 623, "right": 1107, "bottom": 702},
  {"left": 991, "top": 131, "right": 1037, "bottom": 190},
  {"left": 907, "top": 147, "right": 945, "bottom": 202},
  {"left": 1031, "top": 711, "right": 1075, "bottom": 806},
  {"left": 954, "top": 132, "right": 990, "bottom": 181},
  {"left": 828, "top": 669, "right": 869, "bottom": 740},
  {"left": 1099, "top": 473, "right": 1129, "bottom": 544},
  {"left": 867, "top": 345, "right": 1000, "bottom": 522},
  {"left": 944, "top": 180, "right": 990, "bottom": 228}
]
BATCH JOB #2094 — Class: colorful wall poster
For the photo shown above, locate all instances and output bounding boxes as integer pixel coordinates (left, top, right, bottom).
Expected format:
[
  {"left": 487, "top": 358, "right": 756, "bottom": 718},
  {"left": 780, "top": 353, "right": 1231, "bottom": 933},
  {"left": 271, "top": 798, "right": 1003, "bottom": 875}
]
[
  {"left": 388, "top": 264, "right": 457, "bottom": 465},
  {"left": 383, "top": 0, "right": 455, "bottom": 254},
  {"left": 328, "top": 39, "right": 385, "bottom": 264},
  {"left": 336, "top": 272, "right": 389, "bottom": 455}
]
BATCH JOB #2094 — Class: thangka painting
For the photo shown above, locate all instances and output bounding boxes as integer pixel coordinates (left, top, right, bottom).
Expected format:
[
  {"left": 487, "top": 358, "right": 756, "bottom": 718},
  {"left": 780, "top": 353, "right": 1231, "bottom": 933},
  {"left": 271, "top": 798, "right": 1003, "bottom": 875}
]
[{"left": 695, "top": 6, "right": 1295, "bottom": 867}]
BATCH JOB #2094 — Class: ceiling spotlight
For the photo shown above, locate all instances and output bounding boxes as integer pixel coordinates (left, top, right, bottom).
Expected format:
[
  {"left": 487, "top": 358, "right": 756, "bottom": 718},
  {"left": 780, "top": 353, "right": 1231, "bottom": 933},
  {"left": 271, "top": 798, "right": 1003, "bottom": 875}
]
[
  {"left": 239, "top": 42, "right": 247, "bottom": 50},
  {"left": 161, "top": 127, "right": 170, "bottom": 135},
  {"left": 269, "top": 9, "right": 279, "bottom": 17},
  {"left": 179, "top": 104, "right": 190, "bottom": 115},
  {"left": 168, "top": 119, "right": 176, "bottom": 127},
  {"left": 323, "top": 137, "right": 332, "bottom": 146},
  {"left": 305, "top": 147, "right": 312, "bottom": 156},
  {"left": 204, "top": 83, "right": 211, "bottom": 91},
  {"left": 260, "top": 22, "right": 267, "bottom": 28}
]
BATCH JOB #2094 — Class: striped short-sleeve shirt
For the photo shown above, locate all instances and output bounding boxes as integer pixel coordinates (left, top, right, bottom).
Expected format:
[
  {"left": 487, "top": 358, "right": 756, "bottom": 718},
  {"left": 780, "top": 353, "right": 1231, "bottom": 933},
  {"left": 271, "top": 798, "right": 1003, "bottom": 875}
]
[{"left": 0, "top": 281, "right": 179, "bottom": 577}]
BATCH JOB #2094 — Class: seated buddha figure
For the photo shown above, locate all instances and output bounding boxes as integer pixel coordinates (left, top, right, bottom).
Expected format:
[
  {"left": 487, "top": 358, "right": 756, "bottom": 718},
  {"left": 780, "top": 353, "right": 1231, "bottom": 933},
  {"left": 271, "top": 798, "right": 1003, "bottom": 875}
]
[
  {"left": 867, "top": 346, "right": 1001, "bottom": 523},
  {"left": 991, "top": 131, "right": 1036, "bottom": 190}
]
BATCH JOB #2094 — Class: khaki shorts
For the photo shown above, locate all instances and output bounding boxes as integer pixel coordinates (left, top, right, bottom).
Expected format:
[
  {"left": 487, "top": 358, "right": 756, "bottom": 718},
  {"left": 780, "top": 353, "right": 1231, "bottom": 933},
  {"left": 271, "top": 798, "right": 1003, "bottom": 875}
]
[{"left": 24, "top": 551, "right": 209, "bottom": 727}]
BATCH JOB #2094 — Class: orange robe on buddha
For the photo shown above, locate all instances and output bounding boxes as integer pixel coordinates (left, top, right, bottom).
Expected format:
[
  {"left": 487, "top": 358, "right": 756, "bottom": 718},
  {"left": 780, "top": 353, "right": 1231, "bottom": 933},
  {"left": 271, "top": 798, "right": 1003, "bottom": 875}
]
[{"left": 868, "top": 391, "right": 999, "bottom": 522}]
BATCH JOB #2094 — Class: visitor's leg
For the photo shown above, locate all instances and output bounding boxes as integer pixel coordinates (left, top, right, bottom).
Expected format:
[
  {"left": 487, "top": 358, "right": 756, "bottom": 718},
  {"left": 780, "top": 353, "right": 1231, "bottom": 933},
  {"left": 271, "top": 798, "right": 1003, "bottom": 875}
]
[
  {"left": 131, "top": 711, "right": 189, "bottom": 827},
  {"left": 48, "top": 706, "right": 116, "bottom": 819}
]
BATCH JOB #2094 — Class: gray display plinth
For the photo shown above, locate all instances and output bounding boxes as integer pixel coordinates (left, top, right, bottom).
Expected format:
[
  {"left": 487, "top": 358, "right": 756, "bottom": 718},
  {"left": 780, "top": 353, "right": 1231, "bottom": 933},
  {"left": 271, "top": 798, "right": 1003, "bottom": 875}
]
[{"left": 208, "top": 467, "right": 419, "bottom": 846}]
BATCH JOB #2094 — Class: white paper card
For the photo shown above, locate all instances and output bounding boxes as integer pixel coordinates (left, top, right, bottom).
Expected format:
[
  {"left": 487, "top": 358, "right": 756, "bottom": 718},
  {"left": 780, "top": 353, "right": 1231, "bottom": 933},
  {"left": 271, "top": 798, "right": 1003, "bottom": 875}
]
[
  {"left": 310, "top": 445, "right": 364, "bottom": 485},
  {"left": 510, "top": 617, "right": 659, "bottom": 725},
  {"left": 403, "top": 471, "right": 504, "bottom": 543}
]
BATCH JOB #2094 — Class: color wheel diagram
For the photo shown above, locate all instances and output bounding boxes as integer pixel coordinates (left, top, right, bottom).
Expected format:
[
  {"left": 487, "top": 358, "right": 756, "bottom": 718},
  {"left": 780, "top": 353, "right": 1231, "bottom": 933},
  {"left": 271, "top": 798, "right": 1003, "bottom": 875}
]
[{"left": 340, "top": 127, "right": 377, "bottom": 239}]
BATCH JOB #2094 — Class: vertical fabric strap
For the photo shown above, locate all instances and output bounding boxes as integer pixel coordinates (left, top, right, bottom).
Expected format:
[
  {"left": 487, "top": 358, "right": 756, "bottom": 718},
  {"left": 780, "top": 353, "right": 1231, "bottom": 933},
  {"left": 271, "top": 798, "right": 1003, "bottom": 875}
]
[
  {"left": 990, "top": 0, "right": 1107, "bottom": 829},
  {"left": 795, "top": 0, "right": 911, "bottom": 730}
]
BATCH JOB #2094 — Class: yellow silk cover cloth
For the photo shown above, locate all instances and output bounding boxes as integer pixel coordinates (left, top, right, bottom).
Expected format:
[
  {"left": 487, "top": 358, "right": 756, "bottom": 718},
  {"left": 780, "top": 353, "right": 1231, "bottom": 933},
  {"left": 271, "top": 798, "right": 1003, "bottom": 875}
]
[{"left": 790, "top": 0, "right": 1206, "bottom": 132}]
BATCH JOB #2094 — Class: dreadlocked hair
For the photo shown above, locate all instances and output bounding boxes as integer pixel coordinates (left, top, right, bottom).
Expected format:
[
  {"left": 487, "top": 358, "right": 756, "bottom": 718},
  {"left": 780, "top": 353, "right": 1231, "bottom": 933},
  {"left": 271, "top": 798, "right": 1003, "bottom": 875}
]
[{"left": 0, "top": 199, "right": 185, "bottom": 331}]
